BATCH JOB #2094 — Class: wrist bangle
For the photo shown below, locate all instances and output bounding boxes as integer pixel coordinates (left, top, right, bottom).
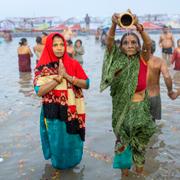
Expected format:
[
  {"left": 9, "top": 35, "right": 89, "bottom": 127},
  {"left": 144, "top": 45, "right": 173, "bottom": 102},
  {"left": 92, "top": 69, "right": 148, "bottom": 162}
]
[{"left": 72, "top": 76, "right": 78, "bottom": 85}]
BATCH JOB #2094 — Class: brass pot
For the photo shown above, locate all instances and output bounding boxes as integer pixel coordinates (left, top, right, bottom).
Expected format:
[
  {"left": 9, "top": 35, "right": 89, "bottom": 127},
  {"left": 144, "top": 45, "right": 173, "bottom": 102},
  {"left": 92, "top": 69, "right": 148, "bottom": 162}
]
[{"left": 117, "top": 12, "right": 135, "bottom": 28}]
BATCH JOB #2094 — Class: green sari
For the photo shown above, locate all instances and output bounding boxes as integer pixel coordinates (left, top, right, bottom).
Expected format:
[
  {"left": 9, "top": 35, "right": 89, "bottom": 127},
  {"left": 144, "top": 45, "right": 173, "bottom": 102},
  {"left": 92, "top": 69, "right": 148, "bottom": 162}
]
[{"left": 100, "top": 45, "right": 156, "bottom": 168}]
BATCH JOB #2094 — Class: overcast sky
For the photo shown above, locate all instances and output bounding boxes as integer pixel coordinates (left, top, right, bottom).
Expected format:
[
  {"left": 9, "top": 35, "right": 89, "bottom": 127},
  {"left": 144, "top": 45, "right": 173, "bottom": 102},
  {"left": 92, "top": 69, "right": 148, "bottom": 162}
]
[{"left": 0, "top": 0, "right": 179, "bottom": 19}]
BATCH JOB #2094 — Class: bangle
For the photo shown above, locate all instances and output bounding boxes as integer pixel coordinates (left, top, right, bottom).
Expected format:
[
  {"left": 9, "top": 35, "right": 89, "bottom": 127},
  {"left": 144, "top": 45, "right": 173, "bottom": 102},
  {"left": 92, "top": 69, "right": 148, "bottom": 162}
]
[{"left": 72, "top": 76, "right": 78, "bottom": 85}]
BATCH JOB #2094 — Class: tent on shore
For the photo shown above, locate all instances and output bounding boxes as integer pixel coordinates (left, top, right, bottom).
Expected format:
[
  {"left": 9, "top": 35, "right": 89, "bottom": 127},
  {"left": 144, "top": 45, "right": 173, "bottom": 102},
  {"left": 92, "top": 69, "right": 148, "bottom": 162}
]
[
  {"left": 69, "top": 24, "right": 81, "bottom": 31},
  {"left": 48, "top": 24, "right": 68, "bottom": 31},
  {"left": 142, "top": 22, "right": 162, "bottom": 29}
]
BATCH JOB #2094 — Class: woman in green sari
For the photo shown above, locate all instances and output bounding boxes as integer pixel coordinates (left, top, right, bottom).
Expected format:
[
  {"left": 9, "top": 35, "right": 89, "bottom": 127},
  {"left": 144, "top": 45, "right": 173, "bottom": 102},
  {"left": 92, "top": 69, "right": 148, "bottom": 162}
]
[{"left": 100, "top": 11, "right": 156, "bottom": 176}]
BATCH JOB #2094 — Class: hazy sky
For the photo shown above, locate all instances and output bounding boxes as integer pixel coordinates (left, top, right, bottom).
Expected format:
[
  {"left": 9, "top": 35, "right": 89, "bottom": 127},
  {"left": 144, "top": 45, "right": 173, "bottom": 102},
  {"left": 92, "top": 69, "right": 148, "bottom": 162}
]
[{"left": 1, "top": 0, "right": 179, "bottom": 19}]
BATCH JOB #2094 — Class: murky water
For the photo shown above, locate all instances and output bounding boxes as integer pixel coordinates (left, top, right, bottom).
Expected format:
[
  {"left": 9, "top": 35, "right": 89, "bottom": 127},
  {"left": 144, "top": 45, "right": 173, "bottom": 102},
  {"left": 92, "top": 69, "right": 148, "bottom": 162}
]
[{"left": 0, "top": 34, "right": 180, "bottom": 180}]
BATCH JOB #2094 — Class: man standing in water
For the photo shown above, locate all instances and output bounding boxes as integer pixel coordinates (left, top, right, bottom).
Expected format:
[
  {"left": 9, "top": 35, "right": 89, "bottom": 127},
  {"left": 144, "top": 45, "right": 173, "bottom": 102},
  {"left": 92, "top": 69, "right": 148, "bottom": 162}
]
[
  {"left": 147, "top": 40, "right": 177, "bottom": 121},
  {"left": 84, "top": 14, "right": 90, "bottom": 32},
  {"left": 159, "top": 25, "right": 175, "bottom": 66}
]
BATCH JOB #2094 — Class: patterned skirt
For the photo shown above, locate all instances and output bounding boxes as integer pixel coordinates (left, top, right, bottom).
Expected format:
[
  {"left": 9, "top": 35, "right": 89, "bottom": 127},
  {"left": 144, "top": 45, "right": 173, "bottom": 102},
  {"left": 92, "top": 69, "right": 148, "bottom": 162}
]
[
  {"left": 40, "top": 108, "right": 83, "bottom": 169},
  {"left": 113, "top": 100, "right": 156, "bottom": 168}
]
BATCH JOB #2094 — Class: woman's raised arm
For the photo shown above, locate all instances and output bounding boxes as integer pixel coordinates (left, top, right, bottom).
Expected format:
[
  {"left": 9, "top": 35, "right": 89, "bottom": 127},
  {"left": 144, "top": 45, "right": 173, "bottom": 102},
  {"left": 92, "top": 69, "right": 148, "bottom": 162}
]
[{"left": 107, "top": 13, "right": 119, "bottom": 52}]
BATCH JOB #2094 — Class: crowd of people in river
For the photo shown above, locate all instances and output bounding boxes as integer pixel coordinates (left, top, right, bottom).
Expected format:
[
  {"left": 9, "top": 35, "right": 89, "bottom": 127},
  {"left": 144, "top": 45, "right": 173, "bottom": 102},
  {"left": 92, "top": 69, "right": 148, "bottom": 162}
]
[
  {"left": 17, "top": 30, "right": 85, "bottom": 71},
  {"left": 1, "top": 11, "right": 180, "bottom": 178}
]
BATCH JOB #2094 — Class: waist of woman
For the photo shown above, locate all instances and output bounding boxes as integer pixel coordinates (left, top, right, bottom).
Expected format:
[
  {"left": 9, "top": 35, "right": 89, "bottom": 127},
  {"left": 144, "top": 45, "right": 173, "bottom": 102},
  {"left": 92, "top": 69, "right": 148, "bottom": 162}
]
[{"left": 131, "top": 90, "right": 145, "bottom": 102}]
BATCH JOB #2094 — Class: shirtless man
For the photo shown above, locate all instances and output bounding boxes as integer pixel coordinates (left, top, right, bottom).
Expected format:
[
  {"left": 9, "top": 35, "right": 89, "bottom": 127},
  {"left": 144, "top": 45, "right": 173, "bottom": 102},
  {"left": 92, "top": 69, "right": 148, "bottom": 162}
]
[
  {"left": 147, "top": 40, "right": 177, "bottom": 121},
  {"left": 159, "top": 25, "right": 175, "bottom": 66},
  {"left": 41, "top": 32, "right": 48, "bottom": 45},
  {"left": 33, "top": 36, "right": 44, "bottom": 64},
  {"left": 84, "top": 14, "right": 90, "bottom": 32}
]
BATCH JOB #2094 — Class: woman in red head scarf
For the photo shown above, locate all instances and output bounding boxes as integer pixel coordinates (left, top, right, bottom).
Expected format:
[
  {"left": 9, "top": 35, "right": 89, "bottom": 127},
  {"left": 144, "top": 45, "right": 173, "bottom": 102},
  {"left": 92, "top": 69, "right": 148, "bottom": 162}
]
[{"left": 34, "top": 32, "right": 89, "bottom": 169}]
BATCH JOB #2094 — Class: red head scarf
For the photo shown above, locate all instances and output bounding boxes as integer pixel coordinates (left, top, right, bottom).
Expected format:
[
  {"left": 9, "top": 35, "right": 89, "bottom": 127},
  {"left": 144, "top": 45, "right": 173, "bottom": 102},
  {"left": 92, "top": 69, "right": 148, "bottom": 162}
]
[
  {"left": 36, "top": 32, "right": 68, "bottom": 67},
  {"left": 35, "top": 32, "right": 87, "bottom": 80}
]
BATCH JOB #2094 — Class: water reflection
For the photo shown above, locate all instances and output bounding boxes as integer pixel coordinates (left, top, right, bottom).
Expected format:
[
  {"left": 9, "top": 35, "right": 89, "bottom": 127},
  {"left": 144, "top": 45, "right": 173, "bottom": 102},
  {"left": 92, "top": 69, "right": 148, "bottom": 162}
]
[
  {"left": 18, "top": 72, "right": 33, "bottom": 97},
  {"left": 41, "top": 164, "right": 85, "bottom": 180}
]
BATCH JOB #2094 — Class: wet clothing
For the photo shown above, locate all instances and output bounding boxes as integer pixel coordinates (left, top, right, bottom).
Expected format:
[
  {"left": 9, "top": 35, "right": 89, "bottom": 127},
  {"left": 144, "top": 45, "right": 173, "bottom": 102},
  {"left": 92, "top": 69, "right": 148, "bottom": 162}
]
[
  {"left": 162, "top": 47, "right": 173, "bottom": 54},
  {"left": 148, "top": 95, "right": 161, "bottom": 121},
  {"left": 74, "top": 46, "right": 84, "bottom": 65},
  {"left": 35, "top": 86, "right": 85, "bottom": 169},
  {"left": 171, "top": 49, "right": 180, "bottom": 70},
  {"left": 113, "top": 100, "right": 153, "bottom": 168},
  {"left": 18, "top": 54, "right": 31, "bottom": 72},
  {"left": 100, "top": 44, "right": 156, "bottom": 168},
  {"left": 34, "top": 33, "right": 89, "bottom": 169}
]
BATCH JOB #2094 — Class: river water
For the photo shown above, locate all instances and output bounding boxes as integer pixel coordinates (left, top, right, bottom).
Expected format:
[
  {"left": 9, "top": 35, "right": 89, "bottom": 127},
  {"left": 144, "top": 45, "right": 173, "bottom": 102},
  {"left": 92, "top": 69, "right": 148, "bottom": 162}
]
[{"left": 0, "top": 34, "right": 180, "bottom": 180}]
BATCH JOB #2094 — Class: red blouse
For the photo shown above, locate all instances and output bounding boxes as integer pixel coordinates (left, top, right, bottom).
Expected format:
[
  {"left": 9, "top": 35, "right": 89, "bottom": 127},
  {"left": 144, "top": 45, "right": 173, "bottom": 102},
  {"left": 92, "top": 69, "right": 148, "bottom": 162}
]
[{"left": 135, "top": 57, "right": 147, "bottom": 92}]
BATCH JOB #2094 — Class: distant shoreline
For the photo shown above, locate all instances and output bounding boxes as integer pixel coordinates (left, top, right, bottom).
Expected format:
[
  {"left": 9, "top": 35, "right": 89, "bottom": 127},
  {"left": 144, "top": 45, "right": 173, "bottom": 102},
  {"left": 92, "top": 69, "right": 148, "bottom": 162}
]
[{"left": 3, "top": 28, "right": 180, "bottom": 38}]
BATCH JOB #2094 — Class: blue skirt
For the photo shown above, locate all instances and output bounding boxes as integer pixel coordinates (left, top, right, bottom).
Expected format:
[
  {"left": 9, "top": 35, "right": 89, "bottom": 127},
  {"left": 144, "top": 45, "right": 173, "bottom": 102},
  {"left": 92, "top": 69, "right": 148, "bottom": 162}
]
[{"left": 40, "top": 109, "right": 83, "bottom": 169}]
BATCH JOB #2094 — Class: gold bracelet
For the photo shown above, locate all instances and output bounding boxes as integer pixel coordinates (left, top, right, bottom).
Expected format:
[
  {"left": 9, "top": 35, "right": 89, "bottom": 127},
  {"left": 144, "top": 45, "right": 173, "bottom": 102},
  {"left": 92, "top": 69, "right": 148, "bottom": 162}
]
[
  {"left": 72, "top": 76, "right": 78, "bottom": 85},
  {"left": 72, "top": 76, "right": 75, "bottom": 84}
]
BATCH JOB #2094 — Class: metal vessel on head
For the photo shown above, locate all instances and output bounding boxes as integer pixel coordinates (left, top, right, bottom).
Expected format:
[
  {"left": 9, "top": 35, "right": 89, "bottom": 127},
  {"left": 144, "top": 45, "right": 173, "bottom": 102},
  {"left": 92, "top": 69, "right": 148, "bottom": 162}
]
[{"left": 117, "top": 12, "right": 134, "bottom": 28}]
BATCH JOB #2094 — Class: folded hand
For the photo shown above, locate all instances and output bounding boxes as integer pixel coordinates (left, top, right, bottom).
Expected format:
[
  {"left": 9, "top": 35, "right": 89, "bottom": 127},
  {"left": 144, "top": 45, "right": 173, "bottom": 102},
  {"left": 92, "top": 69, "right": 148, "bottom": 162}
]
[{"left": 58, "top": 59, "right": 66, "bottom": 77}]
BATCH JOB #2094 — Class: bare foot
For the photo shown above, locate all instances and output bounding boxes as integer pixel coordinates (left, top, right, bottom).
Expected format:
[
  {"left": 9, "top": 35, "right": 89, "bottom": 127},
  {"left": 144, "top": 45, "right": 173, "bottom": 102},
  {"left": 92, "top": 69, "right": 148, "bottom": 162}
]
[
  {"left": 134, "top": 166, "right": 148, "bottom": 176},
  {"left": 135, "top": 166, "right": 143, "bottom": 174},
  {"left": 121, "top": 168, "right": 129, "bottom": 176}
]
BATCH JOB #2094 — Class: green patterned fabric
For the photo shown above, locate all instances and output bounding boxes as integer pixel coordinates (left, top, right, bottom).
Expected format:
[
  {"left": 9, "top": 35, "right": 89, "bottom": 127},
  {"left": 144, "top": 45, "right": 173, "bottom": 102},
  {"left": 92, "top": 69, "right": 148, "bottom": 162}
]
[
  {"left": 100, "top": 44, "right": 156, "bottom": 167},
  {"left": 119, "top": 100, "right": 156, "bottom": 167},
  {"left": 100, "top": 44, "right": 140, "bottom": 137}
]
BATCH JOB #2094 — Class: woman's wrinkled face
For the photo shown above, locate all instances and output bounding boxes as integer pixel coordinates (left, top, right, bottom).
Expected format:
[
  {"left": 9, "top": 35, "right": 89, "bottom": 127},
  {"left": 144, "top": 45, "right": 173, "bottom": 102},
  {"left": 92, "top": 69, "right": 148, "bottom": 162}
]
[
  {"left": 121, "top": 35, "right": 140, "bottom": 56},
  {"left": 52, "top": 36, "right": 65, "bottom": 58}
]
